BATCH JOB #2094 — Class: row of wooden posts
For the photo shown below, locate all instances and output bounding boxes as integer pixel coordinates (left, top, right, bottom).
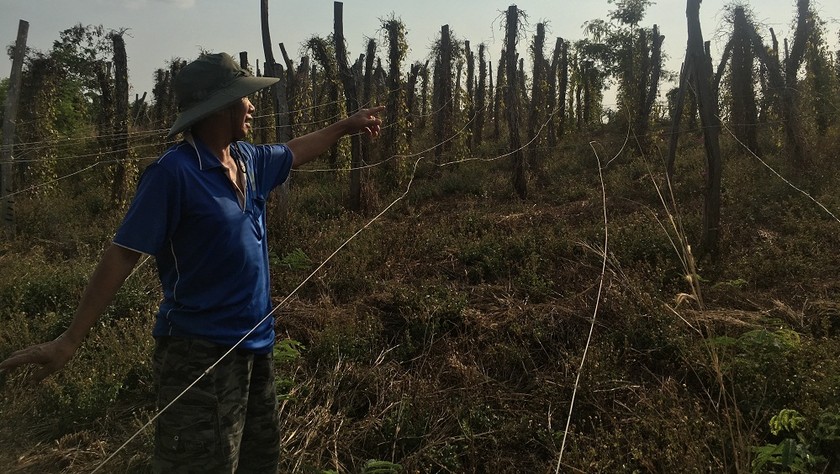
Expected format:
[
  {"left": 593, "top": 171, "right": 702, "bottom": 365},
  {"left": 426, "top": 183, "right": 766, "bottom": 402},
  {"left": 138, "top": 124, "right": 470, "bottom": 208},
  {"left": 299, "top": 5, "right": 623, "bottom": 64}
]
[
  {"left": 1, "top": 1, "right": 822, "bottom": 259},
  {"left": 0, "top": 0, "right": 736, "bottom": 257}
]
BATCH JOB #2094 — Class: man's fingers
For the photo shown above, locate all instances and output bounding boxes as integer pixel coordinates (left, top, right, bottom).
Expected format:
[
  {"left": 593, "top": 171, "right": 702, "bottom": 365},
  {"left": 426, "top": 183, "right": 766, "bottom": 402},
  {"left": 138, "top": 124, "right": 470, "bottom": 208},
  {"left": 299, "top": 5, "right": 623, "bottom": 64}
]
[
  {"left": 0, "top": 352, "right": 30, "bottom": 371},
  {"left": 0, "top": 347, "right": 45, "bottom": 372},
  {"left": 366, "top": 105, "right": 386, "bottom": 116}
]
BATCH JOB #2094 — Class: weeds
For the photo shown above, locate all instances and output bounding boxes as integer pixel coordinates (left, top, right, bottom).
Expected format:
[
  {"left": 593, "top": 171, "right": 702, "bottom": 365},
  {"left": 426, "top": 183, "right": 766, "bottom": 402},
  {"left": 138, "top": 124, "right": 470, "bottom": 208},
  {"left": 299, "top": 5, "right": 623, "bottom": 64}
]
[{"left": 1, "top": 133, "right": 839, "bottom": 472}]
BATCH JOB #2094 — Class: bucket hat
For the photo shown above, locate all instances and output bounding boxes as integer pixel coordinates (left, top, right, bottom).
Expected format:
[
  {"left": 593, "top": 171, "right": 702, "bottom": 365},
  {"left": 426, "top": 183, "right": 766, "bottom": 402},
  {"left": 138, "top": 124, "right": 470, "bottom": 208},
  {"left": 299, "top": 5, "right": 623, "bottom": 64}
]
[{"left": 167, "top": 52, "right": 278, "bottom": 138}]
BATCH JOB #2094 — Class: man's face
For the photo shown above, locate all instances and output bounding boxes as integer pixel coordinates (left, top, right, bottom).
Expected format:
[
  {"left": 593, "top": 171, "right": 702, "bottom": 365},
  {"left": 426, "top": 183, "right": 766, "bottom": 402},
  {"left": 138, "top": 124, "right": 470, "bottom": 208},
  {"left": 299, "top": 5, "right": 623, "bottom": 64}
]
[{"left": 230, "top": 96, "right": 254, "bottom": 140}]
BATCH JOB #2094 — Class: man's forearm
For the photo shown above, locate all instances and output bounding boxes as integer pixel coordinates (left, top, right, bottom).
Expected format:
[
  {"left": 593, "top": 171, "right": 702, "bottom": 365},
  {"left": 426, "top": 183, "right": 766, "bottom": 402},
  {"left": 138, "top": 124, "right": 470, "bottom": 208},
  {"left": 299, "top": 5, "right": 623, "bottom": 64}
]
[
  {"left": 286, "top": 106, "right": 384, "bottom": 168},
  {"left": 287, "top": 120, "right": 350, "bottom": 168}
]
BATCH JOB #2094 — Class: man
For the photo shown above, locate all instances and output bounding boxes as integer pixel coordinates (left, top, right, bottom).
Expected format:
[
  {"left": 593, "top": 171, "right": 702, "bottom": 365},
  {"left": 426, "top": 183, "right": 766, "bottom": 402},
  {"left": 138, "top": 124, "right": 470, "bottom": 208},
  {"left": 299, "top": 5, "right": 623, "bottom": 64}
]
[{"left": 0, "top": 52, "right": 384, "bottom": 472}]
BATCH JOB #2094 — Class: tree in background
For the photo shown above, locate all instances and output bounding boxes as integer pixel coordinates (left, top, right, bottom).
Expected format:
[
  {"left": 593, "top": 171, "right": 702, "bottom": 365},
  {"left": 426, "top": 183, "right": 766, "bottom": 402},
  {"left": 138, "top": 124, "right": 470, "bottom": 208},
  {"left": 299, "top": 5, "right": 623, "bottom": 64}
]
[
  {"left": 582, "top": 0, "right": 663, "bottom": 141},
  {"left": 546, "top": 37, "right": 568, "bottom": 148},
  {"left": 803, "top": 9, "right": 839, "bottom": 136},
  {"left": 16, "top": 24, "right": 113, "bottom": 195},
  {"left": 150, "top": 58, "right": 186, "bottom": 136},
  {"left": 745, "top": 0, "right": 812, "bottom": 167},
  {"left": 725, "top": 6, "right": 761, "bottom": 155},
  {"left": 473, "top": 43, "right": 487, "bottom": 149},
  {"left": 568, "top": 39, "right": 606, "bottom": 131}
]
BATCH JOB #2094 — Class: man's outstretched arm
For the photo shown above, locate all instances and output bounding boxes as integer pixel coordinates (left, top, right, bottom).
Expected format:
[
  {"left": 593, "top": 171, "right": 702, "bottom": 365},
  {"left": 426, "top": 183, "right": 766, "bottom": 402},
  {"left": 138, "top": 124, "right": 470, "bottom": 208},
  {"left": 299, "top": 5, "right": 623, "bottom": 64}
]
[
  {"left": 287, "top": 106, "right": 385, "bottom": 168},
  {"left": 0, "top": 243, "right": 142, "bottom": 381}
]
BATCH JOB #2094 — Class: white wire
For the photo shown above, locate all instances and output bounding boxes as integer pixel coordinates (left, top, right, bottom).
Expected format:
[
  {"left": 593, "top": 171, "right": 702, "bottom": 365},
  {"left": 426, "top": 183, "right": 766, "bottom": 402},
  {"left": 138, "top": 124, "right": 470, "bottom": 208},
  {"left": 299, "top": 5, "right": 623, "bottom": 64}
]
[
  {"left": 91, "top": 155, "right": 427, "bottom": 472},
  {"left": 718, "top": 116, "right": 840, "bottom": 225},
  {"left": 555, "top": 141, "right": 609, "bottom": 472}
]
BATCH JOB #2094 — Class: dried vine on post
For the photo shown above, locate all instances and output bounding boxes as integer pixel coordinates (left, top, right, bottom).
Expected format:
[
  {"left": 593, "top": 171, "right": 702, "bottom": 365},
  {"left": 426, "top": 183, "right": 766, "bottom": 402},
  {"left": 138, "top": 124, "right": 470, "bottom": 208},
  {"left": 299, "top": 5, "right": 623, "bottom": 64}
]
[
  {"left": 279, "top": 43, "right": 298, "bottom": 140},
  {"left": 730, "top": 7, "right": 760, "bottom": 155},
  {"left": 746, "top": 0, "right": 810, "bottom": 167},
  {"left": 260, "top": 0, "right": 290, "bottom": 143},
  {"left": 465, "top": 40, "right": 475, "bottom": 153},
  {"left": 493, "top": 51, "right": 505, "bottom": 139},
  {"left": 528, "top": 23, "right": 547, "bottom": 178},
  {"left": 383, "top": 16, "right": 409, "bottom": 183},
  {"left": 633, "top": 25, "right": 664, "bottom": 154},
  {"left": 110, "top": 31, "right": 132, "bottom": 206},
  {"left": 308, "top": 36, "right": 343, "bottom": 170},
  {"left": 362, "top": 39, "right": 377, "bottom": 167},
  {"left": 687, "top": 0, "right": 723, "bottom": 259},
  {"left": 433, "top": 24, "right": 453, "bottom": 164},
  {"left": 334, "top": 1, "right": 363, "bottom": 211},
  {"left": 546, "top": 37, "right": 562, "bottom": 148},
  {"left": 1, "top": 20, "right": 28, "bottom": 236},
  {"left": 473, "top": 43, "right": 487, "bottom": 149},
  {"left": 505, "top": 5, "right": 527, "bottom": 199}
]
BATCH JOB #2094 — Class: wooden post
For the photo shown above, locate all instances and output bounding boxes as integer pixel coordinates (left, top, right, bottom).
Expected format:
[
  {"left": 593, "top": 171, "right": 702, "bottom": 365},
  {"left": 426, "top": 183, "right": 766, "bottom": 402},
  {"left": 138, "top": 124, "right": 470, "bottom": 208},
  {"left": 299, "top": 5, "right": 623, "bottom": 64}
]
[
  {"left": 686, "top": 0, "right": 723, "bottom": 259},
  {"left": 782, "top": 0, "right": 810, "bottom": 166},
  {"left": 455, "top": 49, "right": 463, "bottom": 120},
  {"left": 96, "top": 62, "right": 115, "bottom": 162},
  {"left": 528, "top": 23, "right": 546, "bottom": 176},
  {"left": 131, "top": 91, "right": 147, "bottom": 127},
  {"left": 746, "top": 13, "right": 806, "bottom": 167},
  {"left": 547, "top": 37, "right": 562, "bottom": 148},
  {"left": 518, "top": 57, "right": 527, "bottom": 110},
  {"left": 493, "top": 52, "right": 504, "bottom": 139},
  {"left": 558, "top": 40, "right": 569, "bottom": 138},
  {"left": 362, "top": 39, "right": 376, "bottom": 167},
  {"left": 730, "top": 7, "right": 760, "bottom": 155},
  {"left": 406, "top": 62, "right": 419, "bottom": 147},
  {"left": 634, "top": 25, "right": 664, "bottom": 154},
  {"left": 433, "top": 25, "right": 452, "bottom": 164},
  {"left": 111, "top": 32, "right": 130, "bottom": 206},
  {"left": 505, "top": 5, "right": 527, "bottom": 199},
  {"left": 260, "top": 0, "right": 290, "bottom": 143},
  {"left": 575, "top": 59, "right": 583, "bottom": 130},
  {"left": 383, "top": 18, "right": 405, "bottom": 178},
  {"left": 465, "top": 40, "right": 475, "bottom": 152},
  {"left": 419, "top": 60, "right": 429, "bottom": 129},
  {"left": 308, "top": 38, "right": 340, "bottom": 168},
  {"left": 279, "top": 43, "right": 297, "bottom": 137},
  {"left": 260, "top": 1, "right": 290, "bottom": 220},
  {"left": 334, "top": 2, "right": 363, "bottom": 211},
  {"left": 473, "top": 43, "right": 487, "bottom": 149},
  {"left": 1, "top": 20, "right": 29, "bottom": 236}
]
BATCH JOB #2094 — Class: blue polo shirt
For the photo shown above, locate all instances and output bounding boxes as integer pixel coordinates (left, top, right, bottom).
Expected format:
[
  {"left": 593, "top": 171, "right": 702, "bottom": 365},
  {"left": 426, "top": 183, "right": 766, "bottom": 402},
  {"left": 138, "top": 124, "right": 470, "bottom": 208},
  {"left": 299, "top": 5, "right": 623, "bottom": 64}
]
[{"left": 113, "top": 137, "right": 293, "bottom": 353}]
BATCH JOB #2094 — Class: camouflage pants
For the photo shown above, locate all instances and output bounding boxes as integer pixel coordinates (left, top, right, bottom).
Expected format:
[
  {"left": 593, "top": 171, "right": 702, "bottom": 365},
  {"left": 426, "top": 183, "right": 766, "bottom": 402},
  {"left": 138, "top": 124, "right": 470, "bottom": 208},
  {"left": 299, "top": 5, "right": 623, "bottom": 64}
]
[{"left": 152, "top": 337, "right": 280, "bottom": 474}]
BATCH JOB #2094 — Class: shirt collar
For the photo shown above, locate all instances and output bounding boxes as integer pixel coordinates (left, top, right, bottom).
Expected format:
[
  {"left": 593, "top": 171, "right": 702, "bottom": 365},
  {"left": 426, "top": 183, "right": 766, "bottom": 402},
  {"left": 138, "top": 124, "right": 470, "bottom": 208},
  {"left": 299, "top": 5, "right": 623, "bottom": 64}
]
[{"left": 183, "top": 133, "right": 224, "bottom": 171}]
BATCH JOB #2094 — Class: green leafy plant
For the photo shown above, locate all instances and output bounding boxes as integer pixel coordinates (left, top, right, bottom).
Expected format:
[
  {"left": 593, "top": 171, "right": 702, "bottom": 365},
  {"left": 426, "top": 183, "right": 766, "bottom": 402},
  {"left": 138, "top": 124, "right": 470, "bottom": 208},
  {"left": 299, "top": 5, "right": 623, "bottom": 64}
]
[
  {"left": 362, "top": 459, "right": 403, "bottom": 473},
  {"left": 277, "top": 248, "right": 313, "bottom": 271},
  {"left": 751, "top": 409, "right": 837, "bottom": 473},
  {"left": 274, "top": 338, "right": 303, "bottom": 400}
]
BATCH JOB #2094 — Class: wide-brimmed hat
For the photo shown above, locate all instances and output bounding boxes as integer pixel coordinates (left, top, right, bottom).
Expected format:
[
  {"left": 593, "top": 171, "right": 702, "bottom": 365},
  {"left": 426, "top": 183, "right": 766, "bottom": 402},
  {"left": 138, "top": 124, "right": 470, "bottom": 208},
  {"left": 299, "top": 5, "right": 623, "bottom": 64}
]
[{"left": 167, "top": 52, "right": 278, "bottom": 138}]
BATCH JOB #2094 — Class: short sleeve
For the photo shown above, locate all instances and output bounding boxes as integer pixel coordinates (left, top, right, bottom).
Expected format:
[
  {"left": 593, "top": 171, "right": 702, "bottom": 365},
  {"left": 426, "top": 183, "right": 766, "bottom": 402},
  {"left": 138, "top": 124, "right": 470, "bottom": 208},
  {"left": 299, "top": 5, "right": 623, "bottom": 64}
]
[
  {"left": 113, "top": 163, "right": 181, "bottom": 256},
  {"left": 236, "top": 142, "right": 293, "bottom": 196}
]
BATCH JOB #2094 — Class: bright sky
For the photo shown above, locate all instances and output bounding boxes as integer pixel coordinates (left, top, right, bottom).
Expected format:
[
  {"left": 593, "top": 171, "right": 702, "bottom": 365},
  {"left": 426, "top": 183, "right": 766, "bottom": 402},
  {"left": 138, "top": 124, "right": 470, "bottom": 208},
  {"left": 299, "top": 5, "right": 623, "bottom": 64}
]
[{"left": 2, "top": 0, "right": 839, "bottom": 107}]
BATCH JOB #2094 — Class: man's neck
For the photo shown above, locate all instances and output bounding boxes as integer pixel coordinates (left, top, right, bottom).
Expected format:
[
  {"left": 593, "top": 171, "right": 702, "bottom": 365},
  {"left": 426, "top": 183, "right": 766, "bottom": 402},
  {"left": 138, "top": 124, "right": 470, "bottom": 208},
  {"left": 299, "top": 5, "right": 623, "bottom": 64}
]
[{"left": 191, "top": 125, "right": 233, "bottom": 164}]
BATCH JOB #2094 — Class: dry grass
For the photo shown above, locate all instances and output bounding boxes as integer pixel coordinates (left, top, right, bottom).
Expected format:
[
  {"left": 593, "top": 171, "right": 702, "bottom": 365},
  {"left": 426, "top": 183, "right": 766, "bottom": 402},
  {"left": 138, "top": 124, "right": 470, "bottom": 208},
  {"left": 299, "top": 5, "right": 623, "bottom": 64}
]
[{"left": 1, "top": 134, "right": 840, "bottom": 472}]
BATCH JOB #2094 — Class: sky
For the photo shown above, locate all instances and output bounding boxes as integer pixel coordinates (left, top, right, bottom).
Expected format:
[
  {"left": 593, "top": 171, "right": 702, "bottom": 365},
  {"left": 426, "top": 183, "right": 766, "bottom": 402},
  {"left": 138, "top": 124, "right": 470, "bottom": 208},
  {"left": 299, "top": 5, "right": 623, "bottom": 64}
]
[{"left": 2, "top": 0, "right": 840, "bottom": 108}]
